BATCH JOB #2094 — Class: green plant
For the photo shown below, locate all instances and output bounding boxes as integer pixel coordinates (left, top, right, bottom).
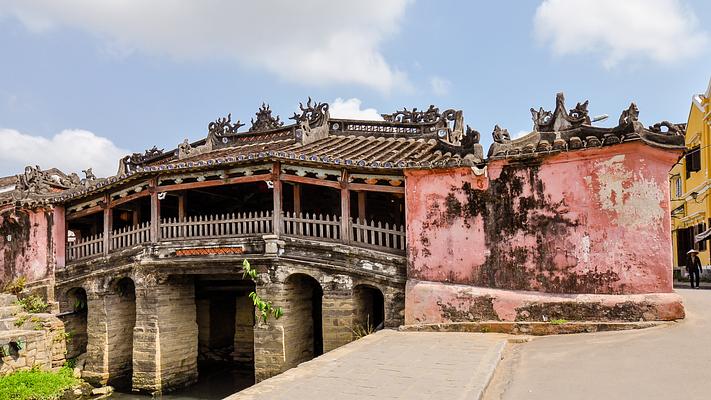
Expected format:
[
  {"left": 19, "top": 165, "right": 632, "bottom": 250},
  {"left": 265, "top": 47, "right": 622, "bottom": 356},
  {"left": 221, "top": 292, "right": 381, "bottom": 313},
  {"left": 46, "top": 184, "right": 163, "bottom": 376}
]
[
  {"left": 550, "top": 318, "right": 568, "bottom": 325},
  {"left": 16, "top": 295, "right": 48, "bottom": 314},
  {"left": 351, "top": 315, "right": 375, "bottom": 339},
  {"left": 14, "top": 313, "right": 28, "bottom": 328},
  {"left": 54, "top": 331, "right": 73, "bottom": 344},
  {"left": 0, "top": 365, "right": 78, "bottom": 400},
  {"left": 30, "top": 316, "right": 43, "bottom": 331},
  {"left": 3, "top": 276, "right": 27, "bottom": 296},
  {"left": 242, "top": 259, "right": 283, "bottom": 323}
]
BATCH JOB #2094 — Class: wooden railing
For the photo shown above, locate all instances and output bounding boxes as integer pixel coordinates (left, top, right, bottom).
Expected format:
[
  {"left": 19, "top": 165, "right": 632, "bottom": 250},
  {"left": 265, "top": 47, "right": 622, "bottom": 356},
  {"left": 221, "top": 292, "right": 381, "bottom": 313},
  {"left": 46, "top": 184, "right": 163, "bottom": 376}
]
[
  {"left": 66, "top": 211, "right": 406, "bottom": 262},
  {"left": 67, "top": 233, "right": 104, "bottom": 261},
  {"left": 160, "top": 211, "right": 273, "bottom": 240},
  {"left": 111, "top": 222, "right": 151, "bottom": 251},
  {"left": 282, "top": 212, "right": 341, "bottom": 241},
  {"left": 351, "top": 219, "right": 406, "bottom": 252}
]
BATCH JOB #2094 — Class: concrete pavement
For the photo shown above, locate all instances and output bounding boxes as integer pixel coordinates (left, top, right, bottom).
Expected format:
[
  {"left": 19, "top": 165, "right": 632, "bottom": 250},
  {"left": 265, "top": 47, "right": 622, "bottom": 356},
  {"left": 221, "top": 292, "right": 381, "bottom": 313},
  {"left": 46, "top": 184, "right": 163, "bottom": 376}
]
[
  {"left": 226, "top": 330, "right": 507, "bottom": 400},
  {"left": 485, "top": 288, "right": 711, "bottom": 400}
]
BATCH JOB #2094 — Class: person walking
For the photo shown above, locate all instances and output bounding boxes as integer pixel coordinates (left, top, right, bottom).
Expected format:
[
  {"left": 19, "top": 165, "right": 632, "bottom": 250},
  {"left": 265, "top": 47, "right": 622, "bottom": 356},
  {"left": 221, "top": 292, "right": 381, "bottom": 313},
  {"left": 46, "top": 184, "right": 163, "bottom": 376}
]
[{"left": 686, "top": 249, "right": 702, "bottom": 289}]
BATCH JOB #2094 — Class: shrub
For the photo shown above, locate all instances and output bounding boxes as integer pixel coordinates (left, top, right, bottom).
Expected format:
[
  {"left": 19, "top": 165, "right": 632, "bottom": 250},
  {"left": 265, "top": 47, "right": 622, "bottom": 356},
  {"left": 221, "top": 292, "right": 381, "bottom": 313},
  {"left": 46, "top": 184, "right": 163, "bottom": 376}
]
[
  {"left": 16, "top": 295, "right": 48, "bottom": 314},
  {"left": 3, "top": 276, "right": 26, "bottom": 296},
  {"left": 0, "top": 366, "right": 78, "bottom": 400}
]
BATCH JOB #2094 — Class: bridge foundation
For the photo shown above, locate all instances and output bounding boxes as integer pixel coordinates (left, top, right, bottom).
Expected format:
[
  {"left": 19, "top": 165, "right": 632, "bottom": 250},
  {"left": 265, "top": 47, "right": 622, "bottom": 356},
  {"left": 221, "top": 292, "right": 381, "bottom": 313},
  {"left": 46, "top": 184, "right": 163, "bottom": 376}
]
[{"left": 132, "top": 274, "right": 198, "bottom": 393}]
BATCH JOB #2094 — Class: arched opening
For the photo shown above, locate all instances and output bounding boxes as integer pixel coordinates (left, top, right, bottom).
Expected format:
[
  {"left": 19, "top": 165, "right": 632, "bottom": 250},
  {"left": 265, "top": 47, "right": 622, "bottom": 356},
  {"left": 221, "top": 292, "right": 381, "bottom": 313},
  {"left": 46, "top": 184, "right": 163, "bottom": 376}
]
[
  {"left": 60, "top": 287, "right": 88, "bottom": 359},
  {"left": 284, "top": 273, "right": 323, "bottom": 367},
  {"left": 107, "top": 277, "right": 136, "bottom": 390},
  {"left": 353, "top": 285, "right": 385, "bottom": 332},
  {"left": 193, "top": 276, "right": 256, "bottom": 395}
]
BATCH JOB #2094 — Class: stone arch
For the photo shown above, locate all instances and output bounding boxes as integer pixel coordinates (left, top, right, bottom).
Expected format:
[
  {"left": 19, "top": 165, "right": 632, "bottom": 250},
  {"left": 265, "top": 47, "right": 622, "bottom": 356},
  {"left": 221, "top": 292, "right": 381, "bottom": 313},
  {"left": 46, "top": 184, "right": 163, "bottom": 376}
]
[
  {"left": 105, "top": 276, "right": 136, "bottom": 390},
  {"left": 57, "top": 287, "right": 89, "bottom": 359},
  {"left": 353, "top": 284, "right": 385, "bottom": 332},
  {"left": 283, "top": 273, "right": 323, "bottom": 367}
]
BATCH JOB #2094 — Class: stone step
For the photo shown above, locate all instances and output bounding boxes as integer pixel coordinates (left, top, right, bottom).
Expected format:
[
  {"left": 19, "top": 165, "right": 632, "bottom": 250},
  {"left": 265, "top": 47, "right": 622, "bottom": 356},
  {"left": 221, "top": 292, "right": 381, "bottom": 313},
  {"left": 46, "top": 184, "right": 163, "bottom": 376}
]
[
  {"left": 0, "top": 293, "right": 18, "bottom": 307},
  {"left": 0, "top": 317, "right": 19, "bottom": 331},
  {"left": 0, "top": 305, "right": 21, "bottom": 319}
]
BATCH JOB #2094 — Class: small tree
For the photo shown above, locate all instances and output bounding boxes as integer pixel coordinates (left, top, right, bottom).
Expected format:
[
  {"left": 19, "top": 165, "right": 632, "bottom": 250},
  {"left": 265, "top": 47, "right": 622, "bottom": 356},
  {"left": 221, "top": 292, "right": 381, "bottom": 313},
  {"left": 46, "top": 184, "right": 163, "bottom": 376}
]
[{"left": 241, "top": 259, "right": 283, "bottom": 323}]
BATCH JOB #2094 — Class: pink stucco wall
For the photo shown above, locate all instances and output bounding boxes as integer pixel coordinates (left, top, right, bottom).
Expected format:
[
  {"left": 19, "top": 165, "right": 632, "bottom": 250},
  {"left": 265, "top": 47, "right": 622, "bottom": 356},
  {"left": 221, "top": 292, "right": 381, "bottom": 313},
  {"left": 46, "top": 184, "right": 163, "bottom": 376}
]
[
  {"left": 406, "top": 142, "right": 679, "bottom": 296},
  {"left": 0, "top": 206, "right": 56, "bottom": 286}
]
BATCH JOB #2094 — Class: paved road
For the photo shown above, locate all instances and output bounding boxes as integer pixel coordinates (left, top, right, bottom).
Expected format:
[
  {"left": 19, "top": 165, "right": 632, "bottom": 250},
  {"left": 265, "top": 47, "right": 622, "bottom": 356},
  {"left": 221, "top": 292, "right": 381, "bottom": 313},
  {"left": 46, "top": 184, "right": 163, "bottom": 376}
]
[
  {"left": 487, "top": 289, "right": 711, "bottom": 400},
  {"left": 226, "top": 330, "right": 507, "bottom": 400}
]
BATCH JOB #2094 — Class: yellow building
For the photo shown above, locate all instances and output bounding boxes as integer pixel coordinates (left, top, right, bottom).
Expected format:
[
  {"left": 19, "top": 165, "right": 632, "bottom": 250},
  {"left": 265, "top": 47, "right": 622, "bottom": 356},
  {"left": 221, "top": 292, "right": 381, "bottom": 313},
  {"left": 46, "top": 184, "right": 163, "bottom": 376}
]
[{"left": 670, "top": 78, "right": 711, "bottom": 271}]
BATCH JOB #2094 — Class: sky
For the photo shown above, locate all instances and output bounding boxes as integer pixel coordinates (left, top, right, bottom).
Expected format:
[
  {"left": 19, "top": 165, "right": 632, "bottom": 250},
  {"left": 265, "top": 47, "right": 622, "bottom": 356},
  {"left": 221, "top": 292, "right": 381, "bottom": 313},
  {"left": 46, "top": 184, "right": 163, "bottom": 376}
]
[{"left": 0, "top": 0, "right": 709, "bottom": 178}]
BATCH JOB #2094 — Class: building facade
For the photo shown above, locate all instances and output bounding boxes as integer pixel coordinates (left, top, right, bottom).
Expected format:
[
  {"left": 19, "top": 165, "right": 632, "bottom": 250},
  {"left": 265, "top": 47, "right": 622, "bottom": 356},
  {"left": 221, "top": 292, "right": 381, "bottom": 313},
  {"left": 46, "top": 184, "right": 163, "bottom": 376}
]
[
  {"left": 1, "top": 94, "right": 686, "bottom": 393},
  {"left": 670, "top": 79, "right": 711, "bottom": 275}
]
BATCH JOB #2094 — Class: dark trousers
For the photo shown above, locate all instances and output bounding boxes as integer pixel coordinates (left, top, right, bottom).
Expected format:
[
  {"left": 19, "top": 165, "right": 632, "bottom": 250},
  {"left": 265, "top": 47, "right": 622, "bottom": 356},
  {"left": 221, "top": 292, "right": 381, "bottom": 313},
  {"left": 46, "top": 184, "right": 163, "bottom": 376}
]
[{"left": 690, "top": 268, "right": 701, "bottom": 288}]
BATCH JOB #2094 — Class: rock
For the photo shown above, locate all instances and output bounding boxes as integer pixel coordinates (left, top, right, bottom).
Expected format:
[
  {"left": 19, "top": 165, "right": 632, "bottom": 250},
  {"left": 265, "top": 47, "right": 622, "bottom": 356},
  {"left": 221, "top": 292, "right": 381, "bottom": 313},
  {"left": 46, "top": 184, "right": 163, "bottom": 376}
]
[
  {"left": 73, "top": 388, "right": 83, "bottom": 396},
  {"left": 91, "top": 386, "right": 114, "bottom": 396},
  {"left": 73, "top": 367, "right": 81, "bottom": 378}
]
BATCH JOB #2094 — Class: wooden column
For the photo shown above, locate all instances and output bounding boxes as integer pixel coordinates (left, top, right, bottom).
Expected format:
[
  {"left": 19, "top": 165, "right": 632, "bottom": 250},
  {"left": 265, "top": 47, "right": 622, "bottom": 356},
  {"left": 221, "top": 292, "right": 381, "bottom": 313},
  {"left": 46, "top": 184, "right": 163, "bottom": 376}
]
[
  {"left": 272, "top": 162, "right": 282, "bottom": 235},
  {"left": 150, "top": 178, "right": 160, "bottom": 243},
  {"left": 293, "top": 183, "right": 301, "bottom": 216},
  {"left": 340, "top": 170, "right": 350, "bottom": 243},
  {"left": 132, "top": 205, "right": 141, "bottom": 226},
  {"left": 178, "top": 191, "right": 186, "bottom": 221},
  {"left": 357, "top": 191, "right": 366, "bottom": 223},
  {"left": 102, "top": 194, "right": 111, "bottom": 255}
]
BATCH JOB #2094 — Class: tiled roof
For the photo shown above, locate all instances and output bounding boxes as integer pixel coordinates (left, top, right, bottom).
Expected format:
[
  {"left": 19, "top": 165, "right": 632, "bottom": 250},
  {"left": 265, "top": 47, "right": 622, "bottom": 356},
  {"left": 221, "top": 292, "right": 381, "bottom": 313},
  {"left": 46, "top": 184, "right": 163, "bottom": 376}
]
[{"left": 45, "top": 95, "right": 685, "bottom": 204}]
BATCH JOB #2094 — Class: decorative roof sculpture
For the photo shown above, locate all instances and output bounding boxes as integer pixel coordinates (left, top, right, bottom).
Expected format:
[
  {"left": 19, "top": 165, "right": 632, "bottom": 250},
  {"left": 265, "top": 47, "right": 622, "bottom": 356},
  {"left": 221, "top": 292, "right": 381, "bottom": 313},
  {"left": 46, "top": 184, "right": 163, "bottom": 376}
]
[
  {"left": 488, "top": 92, "right": 685, "bottom": 158},
  {"left": 45, "top": 94, "right": 686, "bottom": 204},
  {"left": 250, "top": 103, "right": 283, "bottom": 132}
]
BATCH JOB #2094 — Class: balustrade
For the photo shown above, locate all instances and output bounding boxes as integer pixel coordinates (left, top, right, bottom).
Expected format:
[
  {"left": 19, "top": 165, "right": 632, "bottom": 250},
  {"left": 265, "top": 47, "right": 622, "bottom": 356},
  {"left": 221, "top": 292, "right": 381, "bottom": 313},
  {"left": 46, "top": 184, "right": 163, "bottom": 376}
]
[
  {"left": 351, "top": 219, "right": 406, "bottom": 252},
  {"left": 111, "top": 222, "right": 151, "bottom": 251},
  {"left": 283, "top": 212, "right": 341, "bottom": 241},
  {"left": 161, "top": 211, "right": 273, "bottom": 240},
  {"left": 66, "top": 210, "right": 405, "bottom": 262},
  {"left": 67, "top": 233, "right": 104, "bottom": 261}
]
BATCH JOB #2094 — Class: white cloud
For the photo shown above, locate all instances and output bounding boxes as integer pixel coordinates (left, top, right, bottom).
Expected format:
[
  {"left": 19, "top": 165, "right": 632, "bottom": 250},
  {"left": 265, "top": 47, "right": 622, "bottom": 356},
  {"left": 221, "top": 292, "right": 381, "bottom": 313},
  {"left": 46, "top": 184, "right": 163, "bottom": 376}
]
[
  {"left": 534, "top": 0, "right": 708, "bottom": 68},
  {"left": 430, "top": 76, "right": 452, "bottom": 96},
  {"left": 329, "top": 98, "right": 383, "bottom": 121},
  {"left": 0, "top": 0, "right": 412, "bottom": 92},
  {"left": 0, "top": 128, "right": 129, "bottom": 178}
]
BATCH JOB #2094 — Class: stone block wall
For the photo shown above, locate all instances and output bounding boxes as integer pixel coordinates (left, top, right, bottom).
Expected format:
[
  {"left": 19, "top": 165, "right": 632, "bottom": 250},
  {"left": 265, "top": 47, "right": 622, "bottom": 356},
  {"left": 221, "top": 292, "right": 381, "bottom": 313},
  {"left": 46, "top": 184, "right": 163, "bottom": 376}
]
[
  {"left": 132, "top": 275, "right": 198, "bottom": 393},
  {"left": 0, "top": 313, "right": 67, "bottom": 376},
  {"left": 233, "top": 294, "right": 254, "bottom": 367}
]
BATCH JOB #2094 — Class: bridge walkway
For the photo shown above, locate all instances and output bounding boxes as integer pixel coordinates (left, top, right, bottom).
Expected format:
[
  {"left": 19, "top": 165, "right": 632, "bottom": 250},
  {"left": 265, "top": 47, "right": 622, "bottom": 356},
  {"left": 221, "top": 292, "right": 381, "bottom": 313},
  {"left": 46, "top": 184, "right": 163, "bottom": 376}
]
[{"left": 226, "top": 330, "right": 507, "bottom": 400}]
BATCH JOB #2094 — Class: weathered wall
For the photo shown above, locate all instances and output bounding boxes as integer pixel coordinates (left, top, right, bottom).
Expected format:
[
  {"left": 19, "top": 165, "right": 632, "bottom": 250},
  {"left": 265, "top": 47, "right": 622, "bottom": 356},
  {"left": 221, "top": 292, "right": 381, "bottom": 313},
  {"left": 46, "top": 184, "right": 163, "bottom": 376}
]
[
  {"left": 406, "top": 143, "right": 682, "bottom": 323},
  {"left": 0, "top": 313, "right": 67, "bottom": 376},
  {"left": 233, "top": 294, "right": 254, "bottom": 367},
  {"left": 0, "top": 206, "right": 55, "bottom": 287}
]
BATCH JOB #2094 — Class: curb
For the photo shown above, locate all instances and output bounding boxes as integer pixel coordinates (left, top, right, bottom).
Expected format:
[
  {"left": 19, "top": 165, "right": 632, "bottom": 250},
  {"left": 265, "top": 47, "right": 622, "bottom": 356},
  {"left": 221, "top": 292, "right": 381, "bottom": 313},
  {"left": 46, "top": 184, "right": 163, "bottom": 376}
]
[{"left": 398, "top": 320, "right": 672, "bottom": 335}]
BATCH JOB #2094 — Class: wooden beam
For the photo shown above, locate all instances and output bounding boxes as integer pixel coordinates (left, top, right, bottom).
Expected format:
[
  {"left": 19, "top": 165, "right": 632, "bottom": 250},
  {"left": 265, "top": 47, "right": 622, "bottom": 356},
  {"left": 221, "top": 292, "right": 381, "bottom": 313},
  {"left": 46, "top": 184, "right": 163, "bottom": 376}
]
[
  {"left": 157, "top": 173, "right": 272, "bottom": 192},
  {"left": 340, "top": 170, "right": 350, "bottom": 243},
  {"left": 272, "top": 162, "right": 282, "bottom": 235},
  {"left": 109, "top": 190, "right": 149, "bottom": 208},
  {"left": 358, "top": 191, "right": 366, "bottom": 222},
  {"left": 150, "top": 178, "right": 160, "bottom": 242},
  {"left": 293, "top": 183, "right": 301, "bottom": 215},
  {"left": 66, "top": 204, "right": 104, "bottom": 221},
  {"left": 102, "top": 194, "right": 111, "bottom": 255},
  {"left": 279, "top": 174, "right": 341, "bottom": 190},
  {"left": 178, "top": 191, "right": 186, "bottom": 221},
  {"left": 347, "top": 182, "right": 405, "bottom": 194}
]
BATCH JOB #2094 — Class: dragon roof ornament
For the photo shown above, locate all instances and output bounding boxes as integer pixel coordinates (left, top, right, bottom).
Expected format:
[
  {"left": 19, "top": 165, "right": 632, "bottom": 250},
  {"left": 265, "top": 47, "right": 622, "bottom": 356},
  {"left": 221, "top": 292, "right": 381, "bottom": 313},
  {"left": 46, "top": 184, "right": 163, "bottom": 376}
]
[
  {"left": 530, "top": 92, "right": 591, "bottom": 132},
  {"left": 119, "top": 146, "right": 165, "bottom": 174},
  {"left": 250, "top": 103, "right": 283, "bottom": 132},
  {"left": 488, "top": 94, "right": 685, "bottom": 159},
  {"left": 290, "top": 97, "right": 330, "bottom": 145}
]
